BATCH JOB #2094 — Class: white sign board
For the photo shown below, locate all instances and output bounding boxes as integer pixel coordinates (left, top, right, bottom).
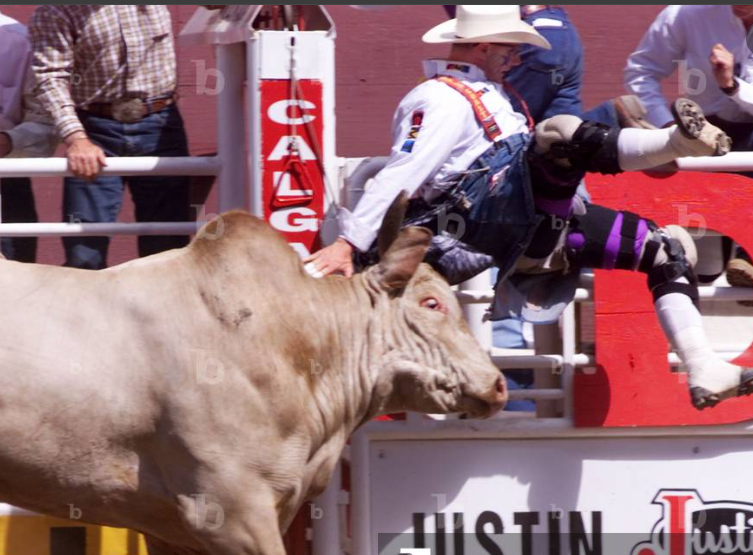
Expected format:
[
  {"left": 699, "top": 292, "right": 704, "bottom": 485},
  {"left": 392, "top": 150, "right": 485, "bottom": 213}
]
[{"left": 365, "top": 437, "right": 753, "bottom": 555}]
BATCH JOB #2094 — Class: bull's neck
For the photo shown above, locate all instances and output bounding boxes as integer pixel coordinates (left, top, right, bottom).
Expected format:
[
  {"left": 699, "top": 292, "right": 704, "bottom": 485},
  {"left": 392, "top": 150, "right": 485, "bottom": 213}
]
[{"left": 306, "top": 271, "right": 390, "bottom": 444}]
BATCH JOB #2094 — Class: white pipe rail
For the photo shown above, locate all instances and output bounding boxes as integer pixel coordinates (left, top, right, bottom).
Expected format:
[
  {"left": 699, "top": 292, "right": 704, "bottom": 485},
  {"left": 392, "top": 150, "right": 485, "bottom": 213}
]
[
  {"left": 508, "top": 388, "right": 565, "bottom": 401},
  {"left": 675, "top": 152, "right": 753, "bottom": 172},
  {"left": 0, "top": 156, "right": 220, "bottom": 178},
  {"left": 491, "top": 352, "right": 592, "bottom": 369},
  {"left": 492, "top": 350, "right": 747, "bottom": 372},
  {"left": 457, "top": 284, "right": 753, "bottom": 304},
  {"left": 0, "top": 222, "right": 201, "bottom": 236},
  {"left": 216, "top": 44, "right": 246, "bottom": 211}
]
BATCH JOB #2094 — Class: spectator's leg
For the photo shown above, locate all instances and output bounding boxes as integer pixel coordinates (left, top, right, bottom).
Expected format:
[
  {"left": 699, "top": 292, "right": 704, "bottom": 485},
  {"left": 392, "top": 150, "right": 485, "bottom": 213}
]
[
  {"left": 493, "top": 319, "right": 536, "bottom": 413},
  {"left": 489, "top": 267, "right": 535, "bottom": 413},
  {"left": 0, "top": 177, "right": 38, "bottom": 262},
  {"left": 63, "top": 113, "right": 128, "bottom": 270},
  {"left": 128, "top": 175, "right": 191, "bottom": 257},
  {"left": 62, "top": 174, "right": 124, "bottom": 269},
  {"left": 126, "top": 105, "right": 190, "bottom": 258}
]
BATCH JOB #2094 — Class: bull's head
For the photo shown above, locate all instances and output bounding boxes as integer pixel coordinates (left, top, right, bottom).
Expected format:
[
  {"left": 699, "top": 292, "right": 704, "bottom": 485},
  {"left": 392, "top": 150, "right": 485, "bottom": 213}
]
[{"left": 365, "top": 193, "right": 507, "bottom": 419}]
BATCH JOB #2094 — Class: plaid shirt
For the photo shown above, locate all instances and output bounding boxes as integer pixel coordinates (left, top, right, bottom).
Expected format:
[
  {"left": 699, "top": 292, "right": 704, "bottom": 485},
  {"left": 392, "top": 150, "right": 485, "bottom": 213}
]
[{"left": 29, "top": 5, "right": 177, "bottom": 139}]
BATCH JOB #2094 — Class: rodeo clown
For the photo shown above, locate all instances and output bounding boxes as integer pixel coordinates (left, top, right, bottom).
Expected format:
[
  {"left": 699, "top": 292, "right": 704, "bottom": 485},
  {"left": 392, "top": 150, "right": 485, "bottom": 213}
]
[{"left": 305, "top": 5, "right": 753, "bottom": 410}]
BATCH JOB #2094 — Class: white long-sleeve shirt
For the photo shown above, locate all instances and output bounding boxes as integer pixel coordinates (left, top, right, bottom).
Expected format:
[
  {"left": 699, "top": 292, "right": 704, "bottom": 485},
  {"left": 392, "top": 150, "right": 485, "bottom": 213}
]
[
  {"left": 338, "top": 60, "right": 528, "bottom": 252},
  {"left": 624, "top": 4, "right": 753, "bottom": 127},
  {"left": 0, "top": 11, "right": 57, "bottom": 157}
]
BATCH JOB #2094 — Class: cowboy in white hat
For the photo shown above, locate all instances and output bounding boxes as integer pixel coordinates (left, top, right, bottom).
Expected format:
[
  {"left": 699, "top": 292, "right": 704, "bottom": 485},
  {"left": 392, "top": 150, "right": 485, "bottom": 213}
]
[{"left": 306, "top": 5, "right": 751, "bottom": 410}]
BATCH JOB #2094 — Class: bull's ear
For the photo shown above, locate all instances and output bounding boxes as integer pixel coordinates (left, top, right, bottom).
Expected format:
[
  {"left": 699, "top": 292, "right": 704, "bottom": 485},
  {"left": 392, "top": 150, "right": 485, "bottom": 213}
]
[
  {"left": 376, "top": 226, "right": 432, "bottom": 290},
  {"left": 377, "top": 191, "right": 409, "bottom": 257}
]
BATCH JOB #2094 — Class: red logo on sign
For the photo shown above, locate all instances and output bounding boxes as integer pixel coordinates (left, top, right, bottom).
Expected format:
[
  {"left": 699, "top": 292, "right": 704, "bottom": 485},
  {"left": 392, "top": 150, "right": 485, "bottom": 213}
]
[{"left": 632, "top": 490, "right": 753, "bottom": 555}]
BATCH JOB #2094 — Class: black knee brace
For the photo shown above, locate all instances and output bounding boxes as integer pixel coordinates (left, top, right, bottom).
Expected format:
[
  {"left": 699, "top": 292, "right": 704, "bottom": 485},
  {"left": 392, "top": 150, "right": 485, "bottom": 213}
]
[
  {"left": 549, "top": 121, "right": 622, "bottom": 175},
  {"left": 641, "top": 228, "right": 700, "bottom": 307},
  {"left": 565, "top": 205, "right": 651, "bottom": 271}
]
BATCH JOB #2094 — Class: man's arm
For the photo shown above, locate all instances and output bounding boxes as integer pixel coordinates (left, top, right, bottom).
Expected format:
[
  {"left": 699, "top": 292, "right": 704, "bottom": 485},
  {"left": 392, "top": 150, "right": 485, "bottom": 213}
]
[
  {"left": 305, "top": 86, "right": 467, "bottom": 276},
  {"left": 1, "top": 66, "right": 59, "bottom": 158},
  {"left": 624, "top": 6, "right": 686, "bottom": 128},
  {"left": 709, "top": 43, "right": 753, "bottom": 116},
  {"left": 338, "top": 89, "right": 468, "bottom": 252},
  {"left": 28, "top": 6, "right": 82, "bottom": 140},
  {"left": 1, "top": 123, "right": 56, "bottom": 158},
  {"left": 28, "top": 6, "right": 106, "bottom": 179}
]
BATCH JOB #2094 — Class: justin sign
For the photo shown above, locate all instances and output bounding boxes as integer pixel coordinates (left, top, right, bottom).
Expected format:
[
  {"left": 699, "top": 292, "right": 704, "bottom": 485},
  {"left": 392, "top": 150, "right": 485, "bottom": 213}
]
[{"left": 361, "top": 436, "right": 753, "bottom": 555}]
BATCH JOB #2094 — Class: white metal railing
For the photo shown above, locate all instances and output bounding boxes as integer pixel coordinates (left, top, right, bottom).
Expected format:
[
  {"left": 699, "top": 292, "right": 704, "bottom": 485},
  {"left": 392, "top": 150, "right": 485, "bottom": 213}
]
[
  {"left": 0, "top": 156, "right": 221, "bottom": 237},
  {"left": 0, "top": 222, "right": 201, "bottom": 237},
  {"left": 0, "top": 156, "right": 219, "bottom": 178},
  {"left": 459, "top": 277, "right": 753, "bottom": 409},
  {"left": 457, "top": 284, "right": 753, "bottom": 303},
  {"left": 675, "top": 152, "right": 753, "bottom": 172}
]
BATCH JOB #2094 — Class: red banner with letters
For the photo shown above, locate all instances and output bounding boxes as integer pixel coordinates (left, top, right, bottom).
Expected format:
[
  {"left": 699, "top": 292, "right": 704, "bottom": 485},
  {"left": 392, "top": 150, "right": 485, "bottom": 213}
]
[
  {"left": 260, "top": 79, "right": 325, "bottom": 257},
  {"left": 578, "top": 171, "right": 753, "bottom": 427}
]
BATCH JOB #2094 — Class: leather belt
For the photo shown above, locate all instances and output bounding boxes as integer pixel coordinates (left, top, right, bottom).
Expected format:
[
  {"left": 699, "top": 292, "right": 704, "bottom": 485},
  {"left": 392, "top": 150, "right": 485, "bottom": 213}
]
[{"left": 82, "top": 96, "right": 175, "bottom": 124}]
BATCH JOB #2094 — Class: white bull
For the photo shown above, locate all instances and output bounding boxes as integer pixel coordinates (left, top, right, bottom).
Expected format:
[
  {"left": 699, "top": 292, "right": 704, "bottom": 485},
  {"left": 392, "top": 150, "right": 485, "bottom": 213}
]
[{"left": 0, "top": 196, "right": 506, "bottom": 554}]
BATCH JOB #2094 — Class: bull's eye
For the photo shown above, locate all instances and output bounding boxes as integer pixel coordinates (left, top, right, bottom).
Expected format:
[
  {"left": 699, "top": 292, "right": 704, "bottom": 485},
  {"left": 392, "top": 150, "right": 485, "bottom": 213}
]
[{"left": 420, "top": 297, "right": 445, "bottom": 313}]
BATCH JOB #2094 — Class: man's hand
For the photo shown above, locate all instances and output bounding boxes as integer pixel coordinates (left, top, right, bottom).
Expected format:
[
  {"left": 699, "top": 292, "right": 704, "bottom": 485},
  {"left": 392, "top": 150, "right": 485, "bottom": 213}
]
[
  {"left": 710, "top": 43, "right": 735, "bottom": 89},
  {"left": 0, "top": 133, "right": 11, "bottom": 158},
  {"left": 303, "top": 237, "right": 355, "bottom": 278},
  {"left": 65, "top": 133, "right": 107, "bottom": 181}
]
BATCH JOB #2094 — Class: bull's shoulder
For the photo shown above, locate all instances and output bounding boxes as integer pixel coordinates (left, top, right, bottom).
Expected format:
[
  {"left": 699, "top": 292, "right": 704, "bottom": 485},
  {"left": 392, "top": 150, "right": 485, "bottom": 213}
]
[{"left": 188, "top": 210, "right": 301, "bottom": 268}]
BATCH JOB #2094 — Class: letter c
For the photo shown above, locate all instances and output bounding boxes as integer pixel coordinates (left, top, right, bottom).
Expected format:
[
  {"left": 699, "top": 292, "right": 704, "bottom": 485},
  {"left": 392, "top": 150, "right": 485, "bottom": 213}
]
[{"left": 268, "top": 100, "right": 316, "bottom": 125}]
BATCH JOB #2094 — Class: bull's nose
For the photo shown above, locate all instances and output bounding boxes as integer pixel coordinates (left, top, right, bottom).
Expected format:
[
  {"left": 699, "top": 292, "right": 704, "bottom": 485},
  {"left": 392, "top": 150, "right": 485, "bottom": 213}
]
[
  {"left": 497, "top": 376, "right": 507, "bottom": 398},
  {"left": 488, "top": 376, "right": 508, "bottom": 417}
]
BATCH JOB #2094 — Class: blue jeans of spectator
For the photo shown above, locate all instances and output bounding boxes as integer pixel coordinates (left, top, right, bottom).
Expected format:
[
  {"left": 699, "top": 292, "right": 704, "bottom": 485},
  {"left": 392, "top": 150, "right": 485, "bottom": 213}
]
[
  {"left": 490, "top": 268, "right": 536, "bottom": 412},
  {"left": 0, "top": 177, "right": 37, "bottom": 263},
  {"left": 63, "top": 105, "right": 190, "bottom": 269}
]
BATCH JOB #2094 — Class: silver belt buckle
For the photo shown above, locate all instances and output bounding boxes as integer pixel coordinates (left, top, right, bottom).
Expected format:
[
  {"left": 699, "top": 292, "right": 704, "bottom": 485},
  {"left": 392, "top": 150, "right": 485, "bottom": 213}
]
[{"left": 111, "top": 98, "right": 145, "bottom": 124}]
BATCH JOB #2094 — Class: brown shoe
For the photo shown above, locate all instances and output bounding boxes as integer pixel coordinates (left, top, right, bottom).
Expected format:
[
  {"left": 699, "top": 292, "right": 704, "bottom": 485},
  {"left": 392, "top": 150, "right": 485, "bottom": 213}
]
[
  {"left": 613, "top": 95, "right": 658, "bottom": 130},
  {"left": 671, "top": 98, "right": 732, "bottom": 156},
  {"left": 726, "top": 257, "right": 753, "bottom": 307}
]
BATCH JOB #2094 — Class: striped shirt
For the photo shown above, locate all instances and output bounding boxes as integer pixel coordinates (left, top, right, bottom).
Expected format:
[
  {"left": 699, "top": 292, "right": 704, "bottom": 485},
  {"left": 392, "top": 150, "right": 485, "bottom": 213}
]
[{"left": 29, "top": 5, "right": 177, "bottom": 139}]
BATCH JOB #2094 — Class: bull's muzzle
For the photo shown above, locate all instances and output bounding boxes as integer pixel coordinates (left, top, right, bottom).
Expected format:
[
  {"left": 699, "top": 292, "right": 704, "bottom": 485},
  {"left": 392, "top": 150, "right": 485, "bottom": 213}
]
[{"left": 487, "top": 375, "right": 508, "bottom": 417}]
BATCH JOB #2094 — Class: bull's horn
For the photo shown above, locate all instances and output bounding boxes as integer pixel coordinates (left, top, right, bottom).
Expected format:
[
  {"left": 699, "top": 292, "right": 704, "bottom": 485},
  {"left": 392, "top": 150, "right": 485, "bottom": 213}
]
[
  {"left": 377, "top": 191, "right": 409, "bottom": 257},
  {"left": 377, "top": 226, "right": 432, "bottom": 290}
]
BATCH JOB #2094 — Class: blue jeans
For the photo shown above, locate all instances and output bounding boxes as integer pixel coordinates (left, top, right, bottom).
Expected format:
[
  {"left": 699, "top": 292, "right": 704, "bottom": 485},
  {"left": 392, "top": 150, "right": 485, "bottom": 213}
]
[
  {"left": 491, "top": 270, "right": 536, "bottom": 412},
  {"left": 63, "top": 105, "right": 190, "bottom": 269},
  {"left": 0, "top": 177, "right": 37, "bottom": 262}
]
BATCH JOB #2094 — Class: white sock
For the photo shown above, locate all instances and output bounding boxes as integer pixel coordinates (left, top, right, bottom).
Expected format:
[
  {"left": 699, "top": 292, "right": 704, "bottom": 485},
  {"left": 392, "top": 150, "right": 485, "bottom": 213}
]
[
  {"left": 617, "top": 127, "right": 681, "bottom": 171},
  {"left": 655, "top": 286, "right": 742, "bottom": 393}
]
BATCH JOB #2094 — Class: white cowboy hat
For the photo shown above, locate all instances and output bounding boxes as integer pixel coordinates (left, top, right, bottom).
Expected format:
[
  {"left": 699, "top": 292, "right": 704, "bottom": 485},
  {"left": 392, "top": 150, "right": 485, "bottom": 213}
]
[{"left": 422, "top": 5, "right": 551, "bottom": 50}]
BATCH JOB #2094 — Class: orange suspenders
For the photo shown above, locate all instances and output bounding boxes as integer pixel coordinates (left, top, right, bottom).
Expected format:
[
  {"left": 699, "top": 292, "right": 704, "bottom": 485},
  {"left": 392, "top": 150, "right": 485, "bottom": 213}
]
[
  {"left": 435, "top": 75, "right": 503, "bottom": 142},
  {"left": 435, "top": 75, "right": 535, "bottom": 140}
]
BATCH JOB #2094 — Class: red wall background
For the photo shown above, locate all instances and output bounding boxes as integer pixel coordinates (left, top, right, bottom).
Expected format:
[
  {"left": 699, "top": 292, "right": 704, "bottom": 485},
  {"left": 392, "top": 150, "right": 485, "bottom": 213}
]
[{"left": 2, "top": 4, "right": 668, "bottom": 265}]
